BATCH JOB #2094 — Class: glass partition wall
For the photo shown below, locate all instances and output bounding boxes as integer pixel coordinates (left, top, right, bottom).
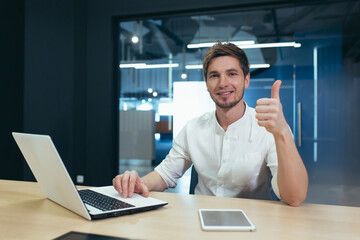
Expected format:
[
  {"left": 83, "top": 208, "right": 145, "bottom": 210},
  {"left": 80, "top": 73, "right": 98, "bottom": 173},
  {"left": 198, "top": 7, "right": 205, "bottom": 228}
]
[{"left": 117, "top": 1, "right": 360, "bottom": 205}]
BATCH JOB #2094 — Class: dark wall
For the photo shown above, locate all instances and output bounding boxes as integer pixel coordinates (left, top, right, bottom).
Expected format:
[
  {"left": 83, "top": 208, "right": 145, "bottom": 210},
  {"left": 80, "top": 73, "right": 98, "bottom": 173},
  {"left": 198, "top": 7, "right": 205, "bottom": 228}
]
[
  {"left": 0, "top": 0, "right": 25, "bottom": 180},
  {"left": 2, "top": 0, "right": 311, "bottom": 185},
  {"left": 24, "top": 0, "right": 75, "bottom": 180}
]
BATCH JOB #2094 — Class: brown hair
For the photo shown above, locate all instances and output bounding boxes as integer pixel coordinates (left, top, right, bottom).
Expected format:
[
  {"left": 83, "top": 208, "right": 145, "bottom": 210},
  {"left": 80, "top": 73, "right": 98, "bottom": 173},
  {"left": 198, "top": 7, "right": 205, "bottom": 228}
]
[{"left": 203, "top": 41, "right": 249, "bottom": 79}]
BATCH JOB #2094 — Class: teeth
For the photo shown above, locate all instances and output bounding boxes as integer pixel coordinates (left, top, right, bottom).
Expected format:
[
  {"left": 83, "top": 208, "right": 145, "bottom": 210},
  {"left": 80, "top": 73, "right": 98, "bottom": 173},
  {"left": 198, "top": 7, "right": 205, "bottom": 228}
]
[{"left": 218, "top": 92, "right": 231, "bottom": 95}]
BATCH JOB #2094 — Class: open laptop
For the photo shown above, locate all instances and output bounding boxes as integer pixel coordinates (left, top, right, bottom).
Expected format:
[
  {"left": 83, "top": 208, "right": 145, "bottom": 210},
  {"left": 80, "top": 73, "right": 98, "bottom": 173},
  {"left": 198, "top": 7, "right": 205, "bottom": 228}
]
[{"left": 12, "top": 132, "right": 168, "bottom": 220}]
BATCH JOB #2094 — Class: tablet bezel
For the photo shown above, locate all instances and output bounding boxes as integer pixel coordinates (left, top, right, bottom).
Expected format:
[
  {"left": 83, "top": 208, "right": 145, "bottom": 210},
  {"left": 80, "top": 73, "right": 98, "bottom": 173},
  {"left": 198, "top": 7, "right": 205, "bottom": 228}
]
[{"left": 198, "top": 209, "right": 256, "bottom": 231}]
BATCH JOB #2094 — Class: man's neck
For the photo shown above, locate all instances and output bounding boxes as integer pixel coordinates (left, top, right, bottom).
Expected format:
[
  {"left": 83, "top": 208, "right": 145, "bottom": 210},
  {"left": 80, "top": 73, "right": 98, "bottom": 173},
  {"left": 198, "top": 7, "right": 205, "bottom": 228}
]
[{"left": 215, "top": 101, "right": 246, "bottom": 131}]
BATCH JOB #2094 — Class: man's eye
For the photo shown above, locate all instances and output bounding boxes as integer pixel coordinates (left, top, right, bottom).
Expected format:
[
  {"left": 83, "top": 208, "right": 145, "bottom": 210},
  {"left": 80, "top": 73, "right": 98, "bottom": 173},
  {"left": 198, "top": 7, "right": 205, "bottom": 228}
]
[
  {"left": 210, "top": 74, "right": 218, "bottom": 78},
  {"left": 229, "top": 72, "right": 237, "bottom": 76}
]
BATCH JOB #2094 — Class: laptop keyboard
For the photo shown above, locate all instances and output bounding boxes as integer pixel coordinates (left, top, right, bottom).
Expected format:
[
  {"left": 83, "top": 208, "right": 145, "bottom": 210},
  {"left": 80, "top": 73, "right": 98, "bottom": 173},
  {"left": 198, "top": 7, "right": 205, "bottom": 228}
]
[{"left": 78, "top": 189, "right": 135, "bottom": 211}]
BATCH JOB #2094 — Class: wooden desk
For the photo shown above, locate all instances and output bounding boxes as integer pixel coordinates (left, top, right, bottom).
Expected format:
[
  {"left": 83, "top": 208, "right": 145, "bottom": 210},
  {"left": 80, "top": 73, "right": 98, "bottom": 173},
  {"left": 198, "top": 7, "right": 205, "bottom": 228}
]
[{"left": 1, "top": 180, "right": 359, "bottom": 240}]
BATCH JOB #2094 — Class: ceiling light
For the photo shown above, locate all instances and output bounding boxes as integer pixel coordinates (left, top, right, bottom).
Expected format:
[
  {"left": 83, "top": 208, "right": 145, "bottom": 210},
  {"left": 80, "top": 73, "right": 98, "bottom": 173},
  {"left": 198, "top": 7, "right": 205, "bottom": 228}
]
[
  {"left": 137, "top": 102, "right": 153, "bottom": 111},
  {"left": 120, "top": 63, "right": 179, "bottom": 69},
  {"left": 135, "top": 63, "right": 179, "bottom": 69},
  {"left": 152, "top": 92, "right": 158, "bottom": 97},
  {"left": 185, "top": 64, "right": 203, "bottom": 69},
  {"left": 239, "top": 42, "right": 301, "bottom": 49},
  {"left": 119, "top": 63, "right": 146, "bottom": 68},
  {"left": 187, "top": 40, "right": 255, "bottom": 49},
  {"left": 185, "top": 64, "right": 271, "bottom": 69},
  {"left": 147, "top": 88, "right": 153, "bottom": 93},
  {"left": 131, "top": 36, "right": 139, "bottom": 43},
  {"left": 181, "top": 73, "right": 187, "bottom": 79},
  {"left": 187, "top": 41, "right": 301, "bottom": 49},
  {"left": 250, "top": 64, "right": 270, "bottom": 68}
]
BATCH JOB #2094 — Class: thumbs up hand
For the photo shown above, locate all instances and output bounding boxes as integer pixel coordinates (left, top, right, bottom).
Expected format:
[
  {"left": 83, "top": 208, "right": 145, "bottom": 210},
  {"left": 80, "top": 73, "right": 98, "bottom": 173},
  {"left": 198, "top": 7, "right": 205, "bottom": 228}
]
[{"left": 255, "top": 80, "right": 288, "bottom": 136}]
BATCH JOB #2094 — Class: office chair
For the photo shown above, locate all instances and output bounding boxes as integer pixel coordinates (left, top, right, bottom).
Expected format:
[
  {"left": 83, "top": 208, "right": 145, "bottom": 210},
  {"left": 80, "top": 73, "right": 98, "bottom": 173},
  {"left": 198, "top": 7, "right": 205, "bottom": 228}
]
[
  {"left": 189, "top": 165, "right": 198, "bottom": 195},
  {"left": 268, "top": 173, "right": 281, "bottom": 201}
]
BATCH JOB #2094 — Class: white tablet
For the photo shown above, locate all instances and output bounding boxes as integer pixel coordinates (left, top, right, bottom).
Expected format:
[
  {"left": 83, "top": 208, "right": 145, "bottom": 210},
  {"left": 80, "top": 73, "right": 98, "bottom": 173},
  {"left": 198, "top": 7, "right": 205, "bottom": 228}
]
[{"left": 199, "top": 209, "right": 256, "bottom": 231}]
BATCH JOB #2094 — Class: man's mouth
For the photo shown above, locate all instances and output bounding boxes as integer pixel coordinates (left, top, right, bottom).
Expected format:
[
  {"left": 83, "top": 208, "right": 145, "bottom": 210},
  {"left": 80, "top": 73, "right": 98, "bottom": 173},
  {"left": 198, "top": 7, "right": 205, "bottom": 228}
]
[{"left": 217, "top": 91, "right": 233, "bottom": 96}]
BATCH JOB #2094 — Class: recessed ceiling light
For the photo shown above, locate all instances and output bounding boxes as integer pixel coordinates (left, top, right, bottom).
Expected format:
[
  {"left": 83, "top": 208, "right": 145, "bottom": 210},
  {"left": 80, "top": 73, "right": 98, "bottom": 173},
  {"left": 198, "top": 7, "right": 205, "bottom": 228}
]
[{"left": 131, "top": 36, "right": 139, "bottom": 44}]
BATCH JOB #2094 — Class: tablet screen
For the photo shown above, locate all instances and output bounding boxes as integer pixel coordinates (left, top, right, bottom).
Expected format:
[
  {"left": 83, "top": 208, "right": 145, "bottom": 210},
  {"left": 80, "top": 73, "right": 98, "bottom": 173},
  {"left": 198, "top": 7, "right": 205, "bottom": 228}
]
[{"left": 199, "top": 209, "right": 255, "bottom": 231}]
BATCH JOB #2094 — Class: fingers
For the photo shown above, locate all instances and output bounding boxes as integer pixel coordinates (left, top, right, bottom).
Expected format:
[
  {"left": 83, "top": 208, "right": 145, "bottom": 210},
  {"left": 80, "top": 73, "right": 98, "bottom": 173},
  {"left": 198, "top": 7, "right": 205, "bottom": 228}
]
[
  {"left": 257, "top": 119, "right": 276, "bottom": 129},
  {"left": 255, "top": 80, "right": 286, "bottom": 135},
  {"left": 256, "top": 110, "right": 279, "bottom": 130},
  {"left": 255, "top": 96, "right": 285, "bottom": 134},
  {"left": 112, "top": 174, "right": 123, "bottom": 195},
  {"left": 256, "top": 98, "right": 281, "bottom": 115},
  {"left": 256, "top": 112, "right": 277, "bottom": 121},
  {"left": 121, "top": 171, "right": 131, "bottom": 198},
  {"left": 112, "top": 170, "right": 143, "bottom": 198},
  {"left": 137, "top": 178, "right": 150, "bottom": 197},
  {"left": 255, "top": 104, "right": 278, "bottom": 114},
  {"left": 128, "top": 171, "right": 139, "bottom": 198},
  {"left": 256, "top": 97, "right": 278, "bottom": 106}
]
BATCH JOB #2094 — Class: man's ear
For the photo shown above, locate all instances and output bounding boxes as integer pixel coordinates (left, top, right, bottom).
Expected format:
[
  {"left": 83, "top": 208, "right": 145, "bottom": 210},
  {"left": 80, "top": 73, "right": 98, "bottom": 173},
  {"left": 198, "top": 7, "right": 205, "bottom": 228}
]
[
  {"left": 204, "top": 77, "right": 209, "bottom": 92},
  {"left": 244, "top": 73, "right": 250, "bottom": 89}
]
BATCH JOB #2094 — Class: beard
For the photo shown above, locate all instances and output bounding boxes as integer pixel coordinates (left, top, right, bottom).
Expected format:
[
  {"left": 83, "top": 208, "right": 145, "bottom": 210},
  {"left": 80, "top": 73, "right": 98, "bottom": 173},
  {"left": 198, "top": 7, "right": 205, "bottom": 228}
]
[{"left": 210, "top": 89, "right": 244, "bottom": 109}]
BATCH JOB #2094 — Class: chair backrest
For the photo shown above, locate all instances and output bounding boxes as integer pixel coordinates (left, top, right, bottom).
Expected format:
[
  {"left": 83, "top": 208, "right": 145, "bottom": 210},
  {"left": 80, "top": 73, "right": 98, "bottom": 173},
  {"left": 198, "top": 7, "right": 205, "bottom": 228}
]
[
  {"left": 189, "top": 165, "right": 198, "bottom": 194},
  {"left": 269, "top": 178, "right": 280, "bottom": 201}
]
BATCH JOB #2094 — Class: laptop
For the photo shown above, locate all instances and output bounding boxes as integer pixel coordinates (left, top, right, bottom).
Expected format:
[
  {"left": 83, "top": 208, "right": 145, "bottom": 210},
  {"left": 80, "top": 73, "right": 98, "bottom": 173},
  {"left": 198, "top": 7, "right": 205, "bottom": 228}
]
[{"left": 12, "top": 132, "right": 168, "bottom": 220}]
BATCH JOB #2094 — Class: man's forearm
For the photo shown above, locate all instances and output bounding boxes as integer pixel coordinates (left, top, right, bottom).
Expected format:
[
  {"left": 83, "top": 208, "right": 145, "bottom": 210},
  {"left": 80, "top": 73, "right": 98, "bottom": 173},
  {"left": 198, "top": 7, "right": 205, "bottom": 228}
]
[
  {"left": 274, "top": 128, "right": 308, "bottom": 206},
  {"left": 141, "top": 171, "right": 168, "bottom": 192}
]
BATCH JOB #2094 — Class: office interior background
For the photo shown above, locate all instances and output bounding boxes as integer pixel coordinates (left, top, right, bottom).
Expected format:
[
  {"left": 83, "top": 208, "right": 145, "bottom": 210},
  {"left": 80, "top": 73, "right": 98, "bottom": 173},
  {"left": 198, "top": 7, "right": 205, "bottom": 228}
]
[{"left": 1, "top": 0, "right": 360, "bottom": 207}]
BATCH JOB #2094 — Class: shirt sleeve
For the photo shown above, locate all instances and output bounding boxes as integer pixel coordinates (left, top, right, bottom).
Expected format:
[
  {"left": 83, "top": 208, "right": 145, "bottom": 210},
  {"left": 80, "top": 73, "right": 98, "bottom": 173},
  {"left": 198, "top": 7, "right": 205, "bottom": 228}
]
[
  {"left": 154, "top": 126, "right": 193, "bottom": 188},
  {"left": 266, "top": 134, "right": 281, "bottom": 200}
]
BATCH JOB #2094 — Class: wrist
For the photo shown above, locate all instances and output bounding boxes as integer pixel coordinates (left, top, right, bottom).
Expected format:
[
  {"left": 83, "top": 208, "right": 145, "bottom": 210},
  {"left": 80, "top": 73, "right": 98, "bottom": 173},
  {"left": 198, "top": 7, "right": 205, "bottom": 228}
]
[{"left": 273, "top": 126, "right": 292, "bottom": 141}]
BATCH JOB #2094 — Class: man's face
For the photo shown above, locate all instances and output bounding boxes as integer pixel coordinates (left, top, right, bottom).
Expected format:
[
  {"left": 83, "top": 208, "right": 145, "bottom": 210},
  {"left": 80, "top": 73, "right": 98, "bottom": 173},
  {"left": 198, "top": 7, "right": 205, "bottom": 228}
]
[{"left": 205, "top": 56, "right": 250, "bottom": 109}]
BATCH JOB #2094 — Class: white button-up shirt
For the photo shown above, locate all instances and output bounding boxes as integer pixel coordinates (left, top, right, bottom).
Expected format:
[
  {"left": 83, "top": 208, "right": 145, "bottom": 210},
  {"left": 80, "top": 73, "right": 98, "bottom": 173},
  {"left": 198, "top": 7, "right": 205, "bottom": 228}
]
[{"left": 155, "top": 104, "right": 281, "bottom": 200}]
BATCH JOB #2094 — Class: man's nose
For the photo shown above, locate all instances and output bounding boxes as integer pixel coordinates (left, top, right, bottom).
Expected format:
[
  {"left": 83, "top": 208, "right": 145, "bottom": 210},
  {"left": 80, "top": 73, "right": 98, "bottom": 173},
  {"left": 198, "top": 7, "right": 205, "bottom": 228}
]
[{"left": 219, "top": 75, "right": 229, "bottom": 87}]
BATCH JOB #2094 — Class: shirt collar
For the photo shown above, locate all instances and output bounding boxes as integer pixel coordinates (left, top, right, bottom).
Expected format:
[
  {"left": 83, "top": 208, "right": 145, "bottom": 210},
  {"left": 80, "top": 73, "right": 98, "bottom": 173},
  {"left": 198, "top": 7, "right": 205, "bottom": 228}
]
[
  {"left": 213, "top": 102, "right": 254, "bottom": 143},
  {"left": 226, "top": 103, "right": 249, "bottom": 131}
]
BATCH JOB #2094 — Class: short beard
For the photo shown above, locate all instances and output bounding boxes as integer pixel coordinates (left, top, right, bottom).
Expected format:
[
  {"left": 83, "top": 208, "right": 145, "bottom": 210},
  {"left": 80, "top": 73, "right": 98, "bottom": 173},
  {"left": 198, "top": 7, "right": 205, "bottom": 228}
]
[
  {"left": 214, "top": 98, "right": 241, "bottom": 108},
  {"left": 210, "top": 90, "right": 244, "bottom": 109}
]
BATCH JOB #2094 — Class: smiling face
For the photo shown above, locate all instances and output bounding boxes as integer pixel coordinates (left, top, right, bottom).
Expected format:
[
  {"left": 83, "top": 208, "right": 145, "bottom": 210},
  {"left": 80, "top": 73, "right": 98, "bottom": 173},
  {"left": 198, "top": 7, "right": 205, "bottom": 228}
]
[{"left": 206, "top": 56, "right": 250, "bottom": 109}]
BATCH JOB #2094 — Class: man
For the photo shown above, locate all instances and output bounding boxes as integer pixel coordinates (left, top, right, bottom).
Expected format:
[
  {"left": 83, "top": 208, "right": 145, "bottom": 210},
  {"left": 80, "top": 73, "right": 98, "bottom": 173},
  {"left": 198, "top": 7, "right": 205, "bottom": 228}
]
[{"left": 113, "top": 42, "right": 308, "bottom": 206}]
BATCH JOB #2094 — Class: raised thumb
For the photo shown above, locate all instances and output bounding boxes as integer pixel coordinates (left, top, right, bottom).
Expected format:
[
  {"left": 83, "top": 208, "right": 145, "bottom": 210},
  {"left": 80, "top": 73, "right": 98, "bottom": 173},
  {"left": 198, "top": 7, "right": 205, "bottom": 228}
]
[{"left": 271, "top": 80, "right": 282, "bottom": 100}]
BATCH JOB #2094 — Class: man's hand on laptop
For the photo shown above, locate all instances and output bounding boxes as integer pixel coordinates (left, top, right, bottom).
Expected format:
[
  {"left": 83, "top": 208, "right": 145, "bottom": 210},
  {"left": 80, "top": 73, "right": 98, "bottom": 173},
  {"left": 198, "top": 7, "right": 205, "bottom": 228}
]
[{"left": 113, "top": 170, "right": 149, "bottom": 198}]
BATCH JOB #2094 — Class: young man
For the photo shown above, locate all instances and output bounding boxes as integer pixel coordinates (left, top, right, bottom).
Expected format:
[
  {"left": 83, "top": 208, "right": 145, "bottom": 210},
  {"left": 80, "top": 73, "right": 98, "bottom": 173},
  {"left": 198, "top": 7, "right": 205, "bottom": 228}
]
[{"left": 113, "top": 42, "right": 308, "bottom": 206}]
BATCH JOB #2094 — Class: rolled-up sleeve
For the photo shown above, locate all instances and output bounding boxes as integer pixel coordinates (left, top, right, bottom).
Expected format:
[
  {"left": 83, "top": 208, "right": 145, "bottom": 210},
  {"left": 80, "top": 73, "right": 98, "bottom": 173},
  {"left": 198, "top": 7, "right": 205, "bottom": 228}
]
[
  {"left": 154, "top": 127, "right": 192, "bottom": 188},
  {"left": 266, "top": 135, "right": 281, "bottom": 200}
]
